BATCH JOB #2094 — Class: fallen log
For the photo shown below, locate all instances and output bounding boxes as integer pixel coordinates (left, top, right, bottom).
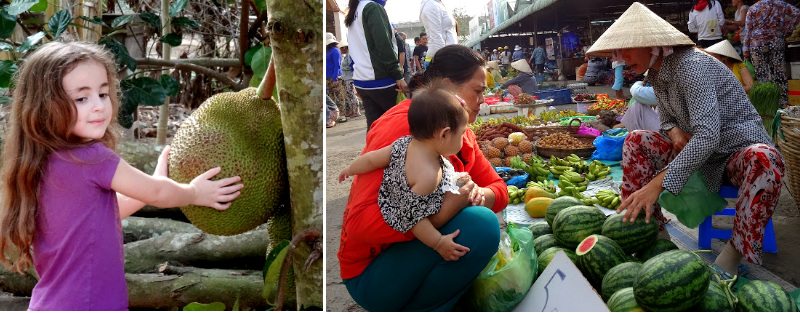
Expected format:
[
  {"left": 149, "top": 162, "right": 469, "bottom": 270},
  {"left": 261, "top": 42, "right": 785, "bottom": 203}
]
[
  {"left": 124, "top": 225, "right": 268, "bottom": 273},
  {"left": 122, "top": 216, "right": 200, "bottom": 243},
  {"left": 126, "top": 269, "right": 267, "bottom": 310}
]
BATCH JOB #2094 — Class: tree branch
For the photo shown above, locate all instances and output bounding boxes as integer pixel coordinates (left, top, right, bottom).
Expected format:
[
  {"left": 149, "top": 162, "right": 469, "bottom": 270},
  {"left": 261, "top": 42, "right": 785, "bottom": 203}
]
[{"left": 134, "top": 58, "right": 246, "bottom": 90}]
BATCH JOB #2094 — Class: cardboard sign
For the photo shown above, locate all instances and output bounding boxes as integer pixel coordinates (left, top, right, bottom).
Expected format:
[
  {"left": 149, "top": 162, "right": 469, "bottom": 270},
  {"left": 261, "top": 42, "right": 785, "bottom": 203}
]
[{"left": 513, "top": 251, "right": 609, "bottom": 312}]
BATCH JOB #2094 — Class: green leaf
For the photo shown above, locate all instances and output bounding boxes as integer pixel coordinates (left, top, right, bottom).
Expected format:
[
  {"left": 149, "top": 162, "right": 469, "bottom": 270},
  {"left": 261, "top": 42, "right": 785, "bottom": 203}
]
[
  {"left": 182, "top": 302, "right": 226, "bottom": 311},
  {"left": 232, "top": 296, "right": 240, "bottom": 311},
  {"left": 262, "top": 240, "right": 289, "bottom": 305},
  {"left": 6, "top": 0, "right": 39, "bottom": 16},
  {"left": 0, "top": 60, "right": 18, "bottom": 88},
  {"left": 160, "top": 33, "right": 182, "bottom": 46},
  {"left": 169, "top": 0, "right": 189, "bottom": 17},
  {"left": 78, "top": 15, "right": 105, "bottom": 26},
  {"left": 16, "top": 31, "right": 45, "bottom": 53},
  {"left": 248, "top": 44, "right": 271, "bottom": 88},
  {"left": 253, "top": 0, "right": 267, "bottom": 14},
  {"left": 122, "top": 77, "right": 167, "bottom": 106},
  {"left": 159, "top": 74, "right": 179, "bottom": 97},
  {"left": 244, "top": 45, "right": 259, "bottom": 67},
  {"left": 47, "top": 9, "right": 71, "bottom": 39},
  {"left": 171, "top": 16, "right": 198, "bottom": 29},
  {"left": 0, "top": 10, "right": 16, "bottom": 39},
  {"left": 111, "top": 14, "right": 134, "bottom": 28},
  {"left": 29, "top": 0, "right": 47, "bottom": 12},
  {"left": 99, "top": 37, "right": 137, "bottom": 71},
  {"left": 139, "top": 11, "right": 161, "bottom": 30}
]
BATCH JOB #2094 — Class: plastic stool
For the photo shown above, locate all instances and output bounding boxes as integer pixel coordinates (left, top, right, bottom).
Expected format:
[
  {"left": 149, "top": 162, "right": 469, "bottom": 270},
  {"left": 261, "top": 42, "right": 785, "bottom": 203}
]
[{"left": 697, "top": 185, "right": 778, "bottom": 253}]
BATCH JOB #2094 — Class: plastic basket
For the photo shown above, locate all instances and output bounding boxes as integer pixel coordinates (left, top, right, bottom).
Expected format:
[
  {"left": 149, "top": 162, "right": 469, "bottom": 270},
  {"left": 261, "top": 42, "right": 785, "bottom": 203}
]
[{"left": 533, "top": 88, "right": 572, "bottom": 106}]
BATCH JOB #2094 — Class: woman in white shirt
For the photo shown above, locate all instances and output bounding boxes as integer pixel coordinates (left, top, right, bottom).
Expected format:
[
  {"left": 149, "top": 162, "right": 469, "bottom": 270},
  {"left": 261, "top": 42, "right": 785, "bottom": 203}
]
[
  {"left": 688, "top": 0, "right": 725, "bottom": 47},
  {"left": 419, "top": 0, "right": 457, "bottom": 61}
]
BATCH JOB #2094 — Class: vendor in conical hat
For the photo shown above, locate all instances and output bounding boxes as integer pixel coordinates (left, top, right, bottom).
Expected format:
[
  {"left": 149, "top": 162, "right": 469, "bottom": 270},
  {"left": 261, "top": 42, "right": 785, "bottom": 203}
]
[
  {"left": 588, "top": 2, "right": 783, "bottom": 277},
  {"left": 485, "top": 60, "right": 502, "bottom": 88},
  {"left": 704, "top": 39, "right": 753, "bottom": 93},
  {"left": 500, "top": 59, "right": 538, "bottom": 95}
]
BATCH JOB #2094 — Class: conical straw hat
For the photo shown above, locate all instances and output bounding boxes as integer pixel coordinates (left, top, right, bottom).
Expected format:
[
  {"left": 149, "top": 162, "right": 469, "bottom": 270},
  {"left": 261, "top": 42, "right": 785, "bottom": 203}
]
[
  {"left": 704, "top": 40, "right": 742, "bottom": 62},
  {"left": 587, "top": 2, "right": 694, "bottom": 57},
  {"left": 487, "top": 60, "right": 500, "bottom": 70},
  {"left": 511, "top": 59, "right": 533, "bottom": 74}
]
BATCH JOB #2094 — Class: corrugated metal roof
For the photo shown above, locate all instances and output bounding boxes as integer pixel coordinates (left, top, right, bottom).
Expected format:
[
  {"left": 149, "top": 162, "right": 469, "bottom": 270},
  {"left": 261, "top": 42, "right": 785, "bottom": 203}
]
[{"left": 463, "top": 0, "right": 559, "bottom": 48}]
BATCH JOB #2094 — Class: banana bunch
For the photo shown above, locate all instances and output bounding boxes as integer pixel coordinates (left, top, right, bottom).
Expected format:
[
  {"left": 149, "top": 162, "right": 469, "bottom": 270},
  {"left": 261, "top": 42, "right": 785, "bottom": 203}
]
[
  {"left": 564, "top": 154, "right": 589, "bottom": 173},
  {"left": 527, "top": 157, "right": 551, "bottom": 182},
  {"left": 527, "top": 180, "right": 557, "bottom": 194},
  {"left": 557, "top": 170, "right": 588, "bottom": 198},
  {"left": 585, "top": 160, "right": 612, "bottom": 181},
  {"left": 507, "top": 186, "right": 526, "bottom": 204},
  {"left": 582, "top": 189, "right": 621, "bottom": 210}
]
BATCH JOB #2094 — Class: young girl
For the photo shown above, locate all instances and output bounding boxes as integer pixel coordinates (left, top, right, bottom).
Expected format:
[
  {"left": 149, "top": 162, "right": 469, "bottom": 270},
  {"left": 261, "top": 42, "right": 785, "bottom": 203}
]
[
  {"left": 0, "top": 41, "right": 243, "bottom": 310},
  {"left": 338, "top": 80, "right": 484, "bottom": 261}
]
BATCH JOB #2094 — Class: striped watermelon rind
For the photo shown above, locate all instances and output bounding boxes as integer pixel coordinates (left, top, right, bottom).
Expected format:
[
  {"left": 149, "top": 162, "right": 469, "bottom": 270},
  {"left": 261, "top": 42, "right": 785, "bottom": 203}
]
[
  {"left": 601, "top": 262, "right": 643, "bottom": 301},
  {"left": 634, "top": 250, "right": 710, "bottom": 311},
  {"left": 736, "top": 280, "right": 796, "bottom": 312},
  {"left": 545, "top": 196, "right": 583, "bottom": 227},
  {"left": 537, "top": 247, "right": 577, "bottom": 275},
  {"left": 529, "top": 221, "right": 552, "bottom": 239},
  {"left": 635, "top": 238, "right": 678, "bottom": 261},
  {"left": 533, "top": 234, "right": 558, "bottom": 255},
  {"left": 607, "top": 287, "right": 644, "bottom": 312},
  {"left": 694, "top": 280, "right": 734, "bottom": 312},
  {"left": 601, "top": 213, "right": 659, "bottom": 254},
  {"left": 552, "top": 205, "right": 606, "bottom": 249},
  {"left": 575, "top": 234, "right": 628, "bottom": 288}
]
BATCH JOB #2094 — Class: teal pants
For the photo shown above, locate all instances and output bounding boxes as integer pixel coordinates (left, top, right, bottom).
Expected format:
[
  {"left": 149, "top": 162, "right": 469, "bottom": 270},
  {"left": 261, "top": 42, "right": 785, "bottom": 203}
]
[{"left": 344, "top": 206, "right": 500, "bottom": 311}]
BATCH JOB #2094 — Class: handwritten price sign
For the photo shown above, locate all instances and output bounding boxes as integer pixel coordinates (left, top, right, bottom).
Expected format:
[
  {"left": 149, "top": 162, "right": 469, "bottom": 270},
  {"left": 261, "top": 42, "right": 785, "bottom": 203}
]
[{"left": 513, "top": 252, "right": 609, "bottom": 312}]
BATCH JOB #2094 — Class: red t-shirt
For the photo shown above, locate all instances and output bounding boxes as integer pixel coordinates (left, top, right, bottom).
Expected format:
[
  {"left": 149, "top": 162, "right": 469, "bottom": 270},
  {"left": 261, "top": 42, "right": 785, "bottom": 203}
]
[{"left": 337, "top": 99, "right": 509, "bottom": 279}]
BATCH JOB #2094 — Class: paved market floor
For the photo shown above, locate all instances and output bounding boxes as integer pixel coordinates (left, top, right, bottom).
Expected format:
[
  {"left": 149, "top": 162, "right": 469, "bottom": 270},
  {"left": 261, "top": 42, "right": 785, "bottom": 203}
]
[{"left": 325, "top": 84, "right": 800, "bottom": 312}]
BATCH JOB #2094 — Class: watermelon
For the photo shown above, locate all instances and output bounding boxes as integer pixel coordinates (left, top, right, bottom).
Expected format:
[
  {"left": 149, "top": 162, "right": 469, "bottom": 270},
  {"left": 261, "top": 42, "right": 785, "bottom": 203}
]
[
  {"left": 601, "top": 213, "right": 658, "bottom": 254},
  {"left": 601, "top": 262, "right": 642, "bottom": 300},
  {"left": 552, "top": 205, "right": 606, "bottom": 249},
  {"left": 537, "top": 247, "right": 577, "bottom": 275},
  {"left": 545, "top": 196, "right": 582, "bottom": 226},
  {"left": 694, "top": 280, "right": 734, "bottom": 312},
  {"left": 529, "top": 221, "right": 552, "bottom": 239},
  {"left": 607, "top": 287, "right": 644, "bottom": 312},
  {"left": 736, "top": 280, "right": 797, "bottom": 312},
  {"left": 635, "top": 238, "right": 678, "bottom": 261},
  {"left": 533, "top": 234, "right": 558, "bottom": 255},
  {"left": 634, "top": 250, "right": 710, "bottom": 311},
  {"left": 575, "top": 234, "right": 628, "bottom": 288}
]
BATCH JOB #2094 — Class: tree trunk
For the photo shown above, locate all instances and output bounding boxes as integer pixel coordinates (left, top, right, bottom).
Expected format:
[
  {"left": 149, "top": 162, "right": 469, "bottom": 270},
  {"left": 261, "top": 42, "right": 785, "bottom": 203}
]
[
  {"left": 266, "top": 0, "right": 323, "bottom": 309},
  {"left": 122, "top": 216, "right": 199, "bottom": 243},
  {"left": 156, "top": 0, "right": 172, "bottom": 145},
  {"left": 124, "top": 225, "right": 268, "bottom": 273},
  {"left": 126, "top": 268, "right": 266, "bottom": 310}
]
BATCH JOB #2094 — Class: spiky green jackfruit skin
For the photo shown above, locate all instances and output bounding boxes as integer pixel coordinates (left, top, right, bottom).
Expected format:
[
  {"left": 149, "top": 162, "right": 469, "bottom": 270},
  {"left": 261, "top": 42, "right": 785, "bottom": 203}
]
[
  {"left": 267, "top": 210, "right": 292, "bottom": 247},
  {"left": 169, "top": 88, "right": 287, "bottom": 235}
]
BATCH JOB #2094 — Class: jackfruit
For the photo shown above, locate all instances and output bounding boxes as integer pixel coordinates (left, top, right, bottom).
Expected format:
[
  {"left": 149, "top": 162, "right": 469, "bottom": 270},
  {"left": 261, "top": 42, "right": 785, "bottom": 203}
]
[{"left": 169, "top": 88, "right": 287, "bottom": 235}]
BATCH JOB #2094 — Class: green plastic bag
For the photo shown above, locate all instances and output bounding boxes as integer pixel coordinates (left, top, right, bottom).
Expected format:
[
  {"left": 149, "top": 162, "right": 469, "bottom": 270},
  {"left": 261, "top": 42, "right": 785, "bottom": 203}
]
[
  {"left": 396, "top": 90, "right": 406, "bottom": 104},
  {"left": 744, "top": 60, "right": 756, "bottom": 78},
  {"left": 657, "top": 172, "right": 726, "bottom": 228},
  {"left": 460, "top": 224, "right": 537, "bottom": 311}
]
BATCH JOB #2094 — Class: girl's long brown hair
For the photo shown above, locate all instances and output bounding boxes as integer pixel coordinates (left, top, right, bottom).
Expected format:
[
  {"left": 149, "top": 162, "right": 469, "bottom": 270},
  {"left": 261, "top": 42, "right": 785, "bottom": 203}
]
[{"left": 0, "top": 41, "right": 120, "bottom": 273}]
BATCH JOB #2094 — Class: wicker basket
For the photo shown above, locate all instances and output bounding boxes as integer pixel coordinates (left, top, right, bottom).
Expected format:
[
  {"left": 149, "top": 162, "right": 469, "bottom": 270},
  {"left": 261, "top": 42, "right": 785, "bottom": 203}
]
[
  {"left": 534, "top": 135, "right": 596, "bottom": 159},
  {"left": 777, "top": 108, "right": 800, "bottom": 209}
]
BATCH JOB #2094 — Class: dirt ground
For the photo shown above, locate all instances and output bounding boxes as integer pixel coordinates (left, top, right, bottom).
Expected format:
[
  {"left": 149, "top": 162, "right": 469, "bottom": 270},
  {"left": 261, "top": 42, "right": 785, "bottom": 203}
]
[{"left": 324, "top": 84, "right": 800, "bottom": 312}]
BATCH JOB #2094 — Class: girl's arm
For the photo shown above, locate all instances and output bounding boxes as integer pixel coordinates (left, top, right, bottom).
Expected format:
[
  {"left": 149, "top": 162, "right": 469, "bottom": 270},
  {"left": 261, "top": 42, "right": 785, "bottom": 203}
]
[
  {"left": 338, "top": 144, "right": 392, "bottom": 182},
  {"left": 411, "top": 218, "right": 469, "bottom": 261},
  {"left": 740, "top": 64, "right": 754, "bottom": 94},
  {"left": 113, "top": 147, "right": 243, "bottom": 219}
]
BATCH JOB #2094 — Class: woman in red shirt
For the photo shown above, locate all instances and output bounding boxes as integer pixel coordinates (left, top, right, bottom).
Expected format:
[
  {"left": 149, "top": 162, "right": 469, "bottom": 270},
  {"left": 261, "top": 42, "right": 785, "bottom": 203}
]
[{"left": 337, "top": 45, "right": 509, "bottom": 311}]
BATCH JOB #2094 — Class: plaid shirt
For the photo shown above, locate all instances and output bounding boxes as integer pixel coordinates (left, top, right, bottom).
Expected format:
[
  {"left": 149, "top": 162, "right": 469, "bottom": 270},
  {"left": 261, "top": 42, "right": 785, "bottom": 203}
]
[
  {"left": 741, "top": 0, "right": 800, "bottom": 53},
  {"left": 650, "top": 48, "right": 775, "bottom": 194}
]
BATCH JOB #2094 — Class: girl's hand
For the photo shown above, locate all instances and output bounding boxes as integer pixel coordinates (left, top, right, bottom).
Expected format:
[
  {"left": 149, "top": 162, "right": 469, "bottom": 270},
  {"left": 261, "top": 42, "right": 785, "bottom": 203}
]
[
  {"left": 189, "top": 167, "right": 244, "bottom": 210},
  {"left": 667, "top": 127, "right": 692, "bottom": 153},
  {"left": 153, "top": 145, "right": 170, "bottom": 177},
  {"left": 434, "top": 229, "right": 470, "bottom": 261}
]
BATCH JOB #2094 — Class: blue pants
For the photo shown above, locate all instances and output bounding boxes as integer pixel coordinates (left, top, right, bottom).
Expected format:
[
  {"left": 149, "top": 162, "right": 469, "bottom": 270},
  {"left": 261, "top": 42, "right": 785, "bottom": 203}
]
[
  {"left": 345, "top": 206, "right": 500, "bottom": 311},
  {"left": 612, "top": 65, "right": 624, "bottom": 91}
]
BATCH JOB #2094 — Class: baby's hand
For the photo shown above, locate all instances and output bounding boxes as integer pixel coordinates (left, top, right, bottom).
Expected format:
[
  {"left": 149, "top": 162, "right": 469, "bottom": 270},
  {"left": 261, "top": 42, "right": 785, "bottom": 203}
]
[
  {"left": 338, "top": 169, "right": 350, "bottom": 183},
  {"left": 190, "top": 167, "right": 244, "bottom": 211},
  {"left": 434, "top": 229, "right": 470, "bottom": 261}
]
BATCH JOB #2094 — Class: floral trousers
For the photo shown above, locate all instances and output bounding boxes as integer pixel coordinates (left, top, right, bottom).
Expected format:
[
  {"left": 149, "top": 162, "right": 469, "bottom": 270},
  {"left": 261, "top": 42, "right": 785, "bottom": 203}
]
[
  {"left": 329, "top": 79, "right": 362, "bottom": 117},
  {"left": 750, "top": 41, "right": 789, "bottom": 107},
  {"left": 622, "top": 130, "right": 784, "bottom": 264}
]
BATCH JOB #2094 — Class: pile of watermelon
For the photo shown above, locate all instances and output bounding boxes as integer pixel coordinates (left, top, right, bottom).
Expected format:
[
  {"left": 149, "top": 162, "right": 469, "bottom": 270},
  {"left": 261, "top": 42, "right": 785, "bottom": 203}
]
[{"left": 527, "top": 196, "right": 799, "bottom": 312}]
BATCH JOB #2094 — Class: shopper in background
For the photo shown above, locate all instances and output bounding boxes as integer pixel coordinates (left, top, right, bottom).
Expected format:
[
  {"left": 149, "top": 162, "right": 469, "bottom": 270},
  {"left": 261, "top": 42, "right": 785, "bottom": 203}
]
[
  {"left": 742, "top": 0, "right": 800, "bottom": 107},
  {"left": 420, "top": 0, "right": 457, "bottom": 62},
  {"left": 413, "top": 32, "right": 429, "bottom": 73},
  {"left": 340, "top": 41, "right": 362, "bottom": 118},
  {"left": 326, "top": 32, "right": 346, "bottom": 124},
  {"left": 688, "top": 0, "right": 725, "bottom": 48},
  {"left": 345, "top": 0, "right": 407, "bottom": 130},
  {"left": 531, "top": 43, "right": 546, "bottom": 73},
  {"left": 511, "top": 45, "right": 525, "bottom": 62}
]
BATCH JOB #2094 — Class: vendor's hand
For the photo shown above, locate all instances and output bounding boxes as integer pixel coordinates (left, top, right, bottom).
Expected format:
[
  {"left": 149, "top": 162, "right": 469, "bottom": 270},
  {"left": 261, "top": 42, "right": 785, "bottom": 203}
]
[
  {"left": 434, "top": 229, "right": 470, "bottom": 261},
  {"left": 153, "top": 145, "right": 170, "bottom": 177},
  {"left": 667, "top": 127, "right": 692, "bottom": 153},
  {"left": 616, "top": 172, "right": 665, "bottom": 223},
  {"left": 396, "top": 79, "right": 408, "bottom": 94}
]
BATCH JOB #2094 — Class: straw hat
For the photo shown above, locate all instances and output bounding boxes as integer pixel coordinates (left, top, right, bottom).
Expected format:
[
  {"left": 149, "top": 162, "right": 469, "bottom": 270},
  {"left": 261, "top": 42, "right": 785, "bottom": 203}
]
[
  {"left": 586, "top": 2, "right": 694, "bottom": 57},
  {"left": 339, "top": 40, "right": 349, "bottom": 48},
  {"left": 325, "top": 32, "right": 339, "bottom": 46},
  {"left": 511, "top": 59, "right": 533, "bottom": 74},
  {"left": 704, "top": 40, "right": 742, "bottom": 62},
  {"left": 487, "top": 60, "right": 500, "bottom": 70},
  {"left": 514, "top": 45, "right": 522, "bottom": 51}
]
